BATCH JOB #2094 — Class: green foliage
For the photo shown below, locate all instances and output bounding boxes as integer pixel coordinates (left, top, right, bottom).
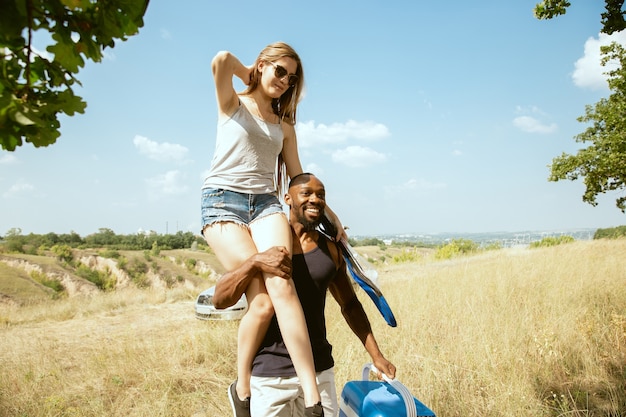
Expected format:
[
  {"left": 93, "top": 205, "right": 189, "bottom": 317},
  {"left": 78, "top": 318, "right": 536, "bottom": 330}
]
[
  {"left": 74, "top": 264, "right": 115, "bottom": 291},
  {"left": 84, "top": 228, "right": 118, "bottom": 246},
  {"left": 391, "top": 249, "right": 423, "bottom": 264},
  {"left": 99, "top": 249, "right": 120, "bottom": 259},
  {"left": 184, "top": 258, "right": 197, "bottom": 271},
  {"left": 3, "top": 230, "right": 25, "bottom": 253},
  {"left": 0, "top": 0, "right": 149, "bottom": 150},
  {"left": 533, "top": 0, "right": 571, "bottom": 20},
  {"left": 30, "top": 270, "right": 64, "bottom": 295},
  {"left": 594, "top": 225, "right": 626, "bottom": 239},
  {"left": 117, "top": 255, "right": 149, "bottom": 288},
  {"left": 51, "top": 244, "right": 73, "bottom": 263},
  {"left": 1, "top": 228, "right": 204, "bottom": 251},
  {"left": 117, "top": 256, "right": 127, "bottom": 271},
  {"left": 529, "top": 235, "right": 575, "bottom": 248},
  {"left": 435, "top": 238, "right": 478, "bottom": 260},
  {"left": 132, "top": 273, "right": 150, "bottom": 289},
  {"left": 121, "top": 257, "right": 148, "bottom": 277},
  {"left": 534, "top": 0, "right": 625, "bottom": 34},
  {"left": 549, "top": 43, "right": 626, "bottom": 212},
  {"left": 349, "top": 237, "right": 386, "bottom": 247},
  {"left": 150, "top": 241, "right": 160, "bottom": 257}
]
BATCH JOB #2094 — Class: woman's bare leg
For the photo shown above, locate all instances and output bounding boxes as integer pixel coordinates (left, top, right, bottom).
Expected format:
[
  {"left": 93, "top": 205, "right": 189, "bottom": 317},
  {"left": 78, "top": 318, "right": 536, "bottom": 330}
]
[
  {"left": 250, "top": 213, "right": 321, "bottom": 407},
  {"left": 203, "top": 222, "right": 274, "bottom": 401}
]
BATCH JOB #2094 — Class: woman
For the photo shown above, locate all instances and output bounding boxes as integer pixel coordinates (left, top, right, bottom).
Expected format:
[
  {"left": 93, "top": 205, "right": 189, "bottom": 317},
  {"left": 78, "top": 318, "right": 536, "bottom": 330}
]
[{"left": 201, "top": 42, "right": 342, "bottom": 417}]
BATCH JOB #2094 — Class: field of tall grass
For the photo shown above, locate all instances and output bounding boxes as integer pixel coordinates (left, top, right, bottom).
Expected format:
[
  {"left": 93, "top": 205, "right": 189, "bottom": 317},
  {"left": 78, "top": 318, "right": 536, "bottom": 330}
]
[{"left": 1, "top": 239, "right": 625, "bottom": 416}]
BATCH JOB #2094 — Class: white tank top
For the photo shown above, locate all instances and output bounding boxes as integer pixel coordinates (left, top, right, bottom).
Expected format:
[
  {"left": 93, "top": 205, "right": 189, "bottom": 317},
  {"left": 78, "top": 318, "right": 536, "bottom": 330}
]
[{"left": 202, "top": 102, "right": 284, "bottom": 194}]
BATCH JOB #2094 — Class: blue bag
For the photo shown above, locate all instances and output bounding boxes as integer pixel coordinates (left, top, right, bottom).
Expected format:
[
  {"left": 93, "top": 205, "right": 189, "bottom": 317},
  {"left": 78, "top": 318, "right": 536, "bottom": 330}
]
[{"left": 339, "top": 364, "right": 436, "bottom": 417}]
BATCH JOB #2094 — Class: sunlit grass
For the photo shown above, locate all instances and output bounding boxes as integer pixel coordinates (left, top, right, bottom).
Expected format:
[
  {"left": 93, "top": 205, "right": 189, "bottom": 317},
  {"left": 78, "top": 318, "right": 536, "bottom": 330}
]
[{"left": 1, "top": 239, "right": 625, "bottom": 416}]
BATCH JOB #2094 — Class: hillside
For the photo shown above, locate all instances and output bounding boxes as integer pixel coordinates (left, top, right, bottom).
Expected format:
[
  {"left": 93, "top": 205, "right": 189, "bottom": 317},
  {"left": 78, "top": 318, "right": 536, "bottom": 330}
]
[
  {"left": 1, "top": 240, "right": 625, "bottom": 416},
  {"left": 0, "top": 247, "right": 228, "bottom": 306},
  {"left": 0, "top": 245, "right": 399, "bottom": 307}
]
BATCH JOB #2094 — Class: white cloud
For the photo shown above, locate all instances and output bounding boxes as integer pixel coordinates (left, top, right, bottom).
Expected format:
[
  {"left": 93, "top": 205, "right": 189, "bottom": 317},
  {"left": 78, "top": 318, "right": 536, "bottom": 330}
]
[
  {"left": 515, "top": 105, "right": 547, "bottom": 116},
  {"left": 304, "top": 162, "right": 324, "bottom": 176},
  {"left": 161, "top": 29, "right": 172, "bottom": 40},
  {"left": 133, "top": 135, "right": 189, "bottom": 163},
  {"left": 146, "top": 170, "right": 189, "bottom": 198},
  {"left": 513, "top": 106, "right": 557, "bottom": 134},
  {"left": 296, "top": 120, "right": 390, "bottom": 148},
  {"left": 331, "top": 146, "right": 387, "bottom": 168},
  {"left": 572, "top": 30, "right": 626, "bottom": 90},
  {"left": 3, "top": 181, "right": 35, "bottom": 198},
  {"left": 386, "top": 178, "right": 446, "bottom": 194},
  {"left": 0, "top": 154, "right": 17, "bottom": 165},
  {"left": 513, "top": 116, "right": 557, "bottom": 134}
]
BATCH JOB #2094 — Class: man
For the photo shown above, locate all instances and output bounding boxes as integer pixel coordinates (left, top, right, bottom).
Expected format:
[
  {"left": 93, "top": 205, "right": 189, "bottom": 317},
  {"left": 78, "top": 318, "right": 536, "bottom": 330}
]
[{"left": 213, "top": 173, "right": 396, "bottom": 417}]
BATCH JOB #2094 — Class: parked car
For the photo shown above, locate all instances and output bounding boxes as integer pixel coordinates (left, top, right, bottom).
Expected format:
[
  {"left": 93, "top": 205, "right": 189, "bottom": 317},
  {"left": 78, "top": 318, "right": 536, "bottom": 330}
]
[{"left": 195, "top": 285, "right": 248, "bottom": 320}]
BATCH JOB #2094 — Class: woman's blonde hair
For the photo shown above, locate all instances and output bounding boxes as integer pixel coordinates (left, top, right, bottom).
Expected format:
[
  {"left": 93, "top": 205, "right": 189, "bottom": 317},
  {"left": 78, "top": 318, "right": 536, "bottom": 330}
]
[{"left": 243, "top": 41, "right": 304, "bottom": 126}]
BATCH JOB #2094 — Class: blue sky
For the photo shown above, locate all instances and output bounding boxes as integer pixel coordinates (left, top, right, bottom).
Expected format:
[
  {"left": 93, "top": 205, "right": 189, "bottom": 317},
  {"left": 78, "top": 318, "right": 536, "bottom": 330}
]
[{"left": 2, "top": 1, "right": 626, "bottom": 237}]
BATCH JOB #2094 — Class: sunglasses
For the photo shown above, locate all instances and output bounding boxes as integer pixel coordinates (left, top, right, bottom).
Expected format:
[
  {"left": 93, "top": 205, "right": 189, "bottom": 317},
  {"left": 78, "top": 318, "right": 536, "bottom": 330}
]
[{"left": 268, "top": 61, "right": 299, "bottom": 86}]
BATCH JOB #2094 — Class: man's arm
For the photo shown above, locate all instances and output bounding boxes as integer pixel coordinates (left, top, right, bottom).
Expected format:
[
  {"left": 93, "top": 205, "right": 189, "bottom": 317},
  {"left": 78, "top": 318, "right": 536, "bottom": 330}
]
[
  {"left": 328, "top": 254, "right": 396, "bottom": 379},
  {"left": 212, "top": 246, "right": 292, "bottom": 309}
]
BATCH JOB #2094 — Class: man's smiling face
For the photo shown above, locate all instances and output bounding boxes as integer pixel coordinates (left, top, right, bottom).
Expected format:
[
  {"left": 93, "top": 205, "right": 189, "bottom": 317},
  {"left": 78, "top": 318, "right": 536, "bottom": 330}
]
[{"left": 287, "top": 174, "right": 326, "bottom": 232}]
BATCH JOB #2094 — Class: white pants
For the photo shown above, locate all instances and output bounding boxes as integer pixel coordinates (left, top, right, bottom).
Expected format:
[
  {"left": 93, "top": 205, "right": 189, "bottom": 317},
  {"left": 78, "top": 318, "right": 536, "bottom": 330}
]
[{"left": 250, "top": 368, "right": 338, "bottom": 417}]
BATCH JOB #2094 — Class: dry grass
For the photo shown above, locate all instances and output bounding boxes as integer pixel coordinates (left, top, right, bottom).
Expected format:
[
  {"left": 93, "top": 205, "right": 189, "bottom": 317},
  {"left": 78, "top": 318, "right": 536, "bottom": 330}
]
[{"left": 1, "top": 240, "right": 625, "bottom": 416}]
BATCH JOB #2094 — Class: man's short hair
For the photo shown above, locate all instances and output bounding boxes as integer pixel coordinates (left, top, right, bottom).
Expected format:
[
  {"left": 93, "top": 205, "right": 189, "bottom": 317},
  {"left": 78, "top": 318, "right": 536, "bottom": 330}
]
[{"left": 288, "top": 172, "right": 316, "bottom": 189}]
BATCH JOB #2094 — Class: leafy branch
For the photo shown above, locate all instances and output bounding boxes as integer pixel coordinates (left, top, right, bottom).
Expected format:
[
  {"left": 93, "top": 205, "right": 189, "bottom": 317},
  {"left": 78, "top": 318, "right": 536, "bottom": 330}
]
[{"left": 0, "top": 0, "right": 149, "bottom": 151}]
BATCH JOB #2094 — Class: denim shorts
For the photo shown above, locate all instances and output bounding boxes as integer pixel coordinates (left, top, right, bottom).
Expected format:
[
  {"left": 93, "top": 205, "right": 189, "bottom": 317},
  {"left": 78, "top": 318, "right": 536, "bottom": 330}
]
[{"left": 200, "top": 188, "right": 285, "bottom": 232}]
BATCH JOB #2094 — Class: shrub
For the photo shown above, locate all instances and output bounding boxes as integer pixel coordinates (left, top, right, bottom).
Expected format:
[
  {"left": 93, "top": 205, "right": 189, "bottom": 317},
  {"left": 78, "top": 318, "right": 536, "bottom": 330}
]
[
  {"left": 30, "top": 271, "right": 64, "bottom": 295},
  {"left": 185, "top": 258, "right": 197, "bottom": 271},
  {"left": 150, "top": 241, "right": 160, "bottom": 257},
  {"left": 530, "top": 235, "right": 575, "bottom": 248},
  {"left": 392, "top": 248, "right": 423, "bottom": 263},
  {"left": 74, "top": 264, "right": 116, "bottom": 291},
  {"left": 594, "top": 225, "right": 626, "bottom": 239},
  {"left": 99, "top": 249, "right": 121, "bottom": 259},
  {"left": 119, "top": 257, "right": 149, "bottom": 285},
  {"left": 132, "top": 273, "right": 150, "bottom": 288},
  {"left": 51, "top": 244, "right": 73, "bottom": 263},
  {"left": 435, "top": 238, "right": 478, "bottom": 260}
]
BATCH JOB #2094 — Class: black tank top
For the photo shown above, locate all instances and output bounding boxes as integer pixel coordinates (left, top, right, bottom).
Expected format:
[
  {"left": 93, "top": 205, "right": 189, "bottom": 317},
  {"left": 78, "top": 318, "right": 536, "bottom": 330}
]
[{"left": 251, "top": 236, "right": 338, "bottom": 377}]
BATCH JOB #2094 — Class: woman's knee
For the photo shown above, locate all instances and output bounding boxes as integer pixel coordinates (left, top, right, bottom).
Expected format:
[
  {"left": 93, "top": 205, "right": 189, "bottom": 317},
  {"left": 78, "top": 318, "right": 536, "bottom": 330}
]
[
  {"left": 263, "top": 275, "right": 299, "bottom": 308},
  {"left": 248, "top": 293, "right": 275, "bottom": 321}
]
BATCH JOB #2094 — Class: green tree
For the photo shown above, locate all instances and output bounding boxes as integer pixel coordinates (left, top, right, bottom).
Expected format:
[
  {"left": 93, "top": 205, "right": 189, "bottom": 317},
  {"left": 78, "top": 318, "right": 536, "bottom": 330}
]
[
  {"left": 549, "top": 42, "right": 626, "bottom": 212},
  {"left": 84, "top": 227, "right": 118, "bottom": 246},
  {"left": 1, "top": 0, "right": 149, "bottom": 151},
  {"left": 2, "top": 227, "right": 25, "bottom": 252},
  {"left": 51, "top": 243, "right": 73, "bottom": 262},
  {"left": 534, "top": 0, "right": 626, "bottom": 34}
]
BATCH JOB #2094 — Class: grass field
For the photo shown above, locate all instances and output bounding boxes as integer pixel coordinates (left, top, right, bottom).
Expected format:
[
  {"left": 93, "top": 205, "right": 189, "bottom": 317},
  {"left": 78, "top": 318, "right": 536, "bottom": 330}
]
[{"left": 1, "top": 239, "right": 625, "bottom": 416}]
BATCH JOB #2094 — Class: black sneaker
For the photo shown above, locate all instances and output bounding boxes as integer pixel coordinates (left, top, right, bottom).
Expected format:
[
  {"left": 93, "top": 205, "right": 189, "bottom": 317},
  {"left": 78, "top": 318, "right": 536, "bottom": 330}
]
[
  {"left": 304, "top": 402, "right": 324, "bottom": 417},
  {"left": 227, "top": 381, "right": 251, "bottom": 417}
]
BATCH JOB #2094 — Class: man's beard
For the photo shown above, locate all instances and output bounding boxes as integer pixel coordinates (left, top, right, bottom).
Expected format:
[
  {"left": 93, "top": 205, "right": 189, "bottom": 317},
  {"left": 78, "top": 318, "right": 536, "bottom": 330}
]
[{"left": 296, "top": 208, "right": 321, "bottom": 232}]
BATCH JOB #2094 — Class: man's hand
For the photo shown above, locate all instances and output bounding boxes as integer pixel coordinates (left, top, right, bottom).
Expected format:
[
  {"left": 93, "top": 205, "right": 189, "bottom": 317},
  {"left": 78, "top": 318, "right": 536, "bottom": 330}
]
[
  {"left": 372, "top": 357, "right": 396, "bottom": 380},
  {"left": 251, "top": 246, "right": 292, "bottom": 279},
  {"left": 213, "top": 246, "right": 291, "bottom": 309}
]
